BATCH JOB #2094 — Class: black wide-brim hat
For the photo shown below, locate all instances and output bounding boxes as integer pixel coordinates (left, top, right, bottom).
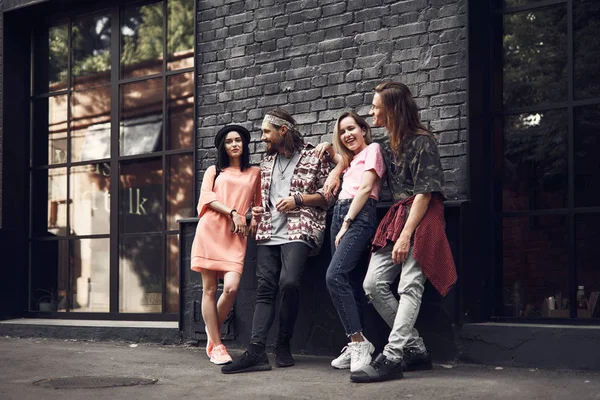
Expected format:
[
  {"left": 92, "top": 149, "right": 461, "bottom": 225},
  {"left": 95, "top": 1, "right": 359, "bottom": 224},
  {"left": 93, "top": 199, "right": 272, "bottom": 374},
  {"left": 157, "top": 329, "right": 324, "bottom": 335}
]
[{"left": 214, "top": 124, "right": 251, "bottom": 148}]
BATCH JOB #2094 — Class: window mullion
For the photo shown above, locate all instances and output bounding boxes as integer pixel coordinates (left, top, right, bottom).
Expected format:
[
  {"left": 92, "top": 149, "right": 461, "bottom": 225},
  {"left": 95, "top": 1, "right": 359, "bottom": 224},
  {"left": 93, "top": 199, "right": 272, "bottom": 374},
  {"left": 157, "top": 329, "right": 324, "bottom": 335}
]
[
  {"left": 65, "top": 18, "right": 73, "bottom": 312},
  {"left": 162, "top": 0, "right": 168, "bottom": 314},
  {"left": 567, "top": 0, "right": 576, "bottom": 319},
  {"left": 109, "top": 6, "right": 121, "bottom": 314}
]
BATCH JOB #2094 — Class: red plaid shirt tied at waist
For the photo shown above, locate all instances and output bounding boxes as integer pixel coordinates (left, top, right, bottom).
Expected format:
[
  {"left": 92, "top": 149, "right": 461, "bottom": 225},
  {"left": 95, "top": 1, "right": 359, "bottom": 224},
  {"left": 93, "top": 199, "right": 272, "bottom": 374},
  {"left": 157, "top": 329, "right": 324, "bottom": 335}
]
[{"left": 372, "top": 193, "right": 457, "bottom": 297}]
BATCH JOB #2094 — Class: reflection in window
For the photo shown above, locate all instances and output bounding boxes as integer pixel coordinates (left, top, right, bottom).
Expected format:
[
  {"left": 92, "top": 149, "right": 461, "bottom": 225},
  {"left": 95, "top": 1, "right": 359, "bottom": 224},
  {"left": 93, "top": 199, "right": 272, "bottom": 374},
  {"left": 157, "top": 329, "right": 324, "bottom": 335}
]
[
  {"left": 502, "top": 215, "right": 569, "bottom": 318},
  {"left": 31, "top": 1, "right": 194, "bottom": 315},
  {"left": 48, "top": 96, "right": 68, "bottom": 164},
  {"left": 574, "top": 105, "right": 600, "bottom": 208},
  {"left": 121, "top": 2, "right": 164, "bottom": 79},
  {"left": 44, "top": 167, "right": 68, "bottom": 236},
  {"left": 574, "top": 0, "right": 600, "bottom": 100},
  {"left": 502, "top": 110, "right": 568, "bottom": 211},
  {"left": 47, "top": 24, "right": 69, "bottom": 92},
  {"left": 167, "top": 155, "right": 194, "bottom": 230},
  {"left": 166, "top": 234, "right": 179, "bottom": 313},
  {"left": 120, "top": 78, "right": 163, "bottom": 156},
  {"left": 35, "top": 95, "right": 69, "bottom": 166},
  {"left": 167, "top": 0, "right": 194, "bottom": 70},
  {"left": 503, "top": 6, "right": 567, "bottom": 108},
  {"left": 31, "top": 240, "right": 68, "bottom": 312},
  {"left": 72, "top": 14, "right": 111, "bottom": 90},
  {"left": 70, "top": 164, "right": 111, "bottom": 236},
  {"left": 120, "top": 159, "right": 163, "bottom": 233},
  {"left": 71, "top": 88, "right": 111, "bottom": 162},
  {"left": 71, "top": 238, "right": 110, "bottom": 312},
  {"left": 120, "top": 234, "right": 163, "bottom": 313},
  {"left": 576, "top": 214, "right": 600, "bottom": 319},
  {"left": 167, "top": 72, "right": 194, "bottom": 150}
]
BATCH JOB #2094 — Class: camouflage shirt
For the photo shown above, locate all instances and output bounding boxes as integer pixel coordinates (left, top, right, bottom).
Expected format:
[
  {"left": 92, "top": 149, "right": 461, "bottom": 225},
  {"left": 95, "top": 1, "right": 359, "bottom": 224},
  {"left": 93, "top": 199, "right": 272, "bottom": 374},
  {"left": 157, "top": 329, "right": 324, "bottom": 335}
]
[{"left": 380, "top": 133, "right": 445, "bottom": 202}]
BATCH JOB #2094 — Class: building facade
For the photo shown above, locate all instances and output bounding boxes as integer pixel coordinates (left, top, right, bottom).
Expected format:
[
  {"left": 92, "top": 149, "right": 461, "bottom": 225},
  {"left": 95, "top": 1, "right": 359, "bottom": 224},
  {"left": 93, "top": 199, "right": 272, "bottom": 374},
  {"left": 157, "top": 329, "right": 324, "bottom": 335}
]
[{"left": 1, "top": 0, "right": 599, "bottom": 368}]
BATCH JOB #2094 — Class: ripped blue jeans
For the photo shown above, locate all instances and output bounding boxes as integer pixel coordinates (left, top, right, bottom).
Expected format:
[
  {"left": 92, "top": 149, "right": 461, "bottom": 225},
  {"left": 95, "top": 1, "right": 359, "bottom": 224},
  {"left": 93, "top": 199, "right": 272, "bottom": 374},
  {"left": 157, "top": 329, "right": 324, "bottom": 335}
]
[{"left": 326, "top": 198, "right": 378, "bottom": 337}]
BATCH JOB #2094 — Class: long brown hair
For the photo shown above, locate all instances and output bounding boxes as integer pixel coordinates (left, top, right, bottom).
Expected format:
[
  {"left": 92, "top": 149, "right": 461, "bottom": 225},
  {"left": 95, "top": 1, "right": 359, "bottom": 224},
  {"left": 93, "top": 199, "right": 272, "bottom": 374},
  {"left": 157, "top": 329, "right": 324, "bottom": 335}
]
[
  {"left": 375, "top": 81, "right": 429, "bottom": 158},
  {"left": 333, "top": 111, "right": 372, "bottom": 166},
  {"left": 265, "top": 108, "right": 304, "bottom": 157}
]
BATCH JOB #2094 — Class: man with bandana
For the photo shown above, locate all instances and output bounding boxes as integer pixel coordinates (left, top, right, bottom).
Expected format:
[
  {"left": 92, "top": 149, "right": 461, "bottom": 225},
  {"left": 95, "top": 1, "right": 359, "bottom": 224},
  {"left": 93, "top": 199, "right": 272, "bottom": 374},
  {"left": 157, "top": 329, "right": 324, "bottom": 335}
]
[{"left": 222, "top": 108, "right": 336, "bottom": 374}]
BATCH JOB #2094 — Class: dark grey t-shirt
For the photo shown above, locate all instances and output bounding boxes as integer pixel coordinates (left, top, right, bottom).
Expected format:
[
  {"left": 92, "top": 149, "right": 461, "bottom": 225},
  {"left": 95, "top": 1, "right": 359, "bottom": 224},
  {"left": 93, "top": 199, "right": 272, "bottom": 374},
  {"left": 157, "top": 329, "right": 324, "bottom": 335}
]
[{"left": 379, "top": 133, "right": 445, "bottom": 202}]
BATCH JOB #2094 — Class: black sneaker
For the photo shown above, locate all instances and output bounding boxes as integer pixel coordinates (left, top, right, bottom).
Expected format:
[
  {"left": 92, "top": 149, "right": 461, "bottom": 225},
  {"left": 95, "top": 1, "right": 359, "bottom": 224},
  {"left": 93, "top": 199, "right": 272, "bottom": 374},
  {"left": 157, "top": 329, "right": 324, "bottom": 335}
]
[
  {"left": 221, "top": 344, "right": 272, "bottom": 374},
  {"left": 274, "top": 344, "right": 295, "bottom": 367},
  {"left": 350, "top": 353, "right": 403, "bottom": 383},
  {"left": 404, "top": 348, "right": 433, "bottom": 371}
]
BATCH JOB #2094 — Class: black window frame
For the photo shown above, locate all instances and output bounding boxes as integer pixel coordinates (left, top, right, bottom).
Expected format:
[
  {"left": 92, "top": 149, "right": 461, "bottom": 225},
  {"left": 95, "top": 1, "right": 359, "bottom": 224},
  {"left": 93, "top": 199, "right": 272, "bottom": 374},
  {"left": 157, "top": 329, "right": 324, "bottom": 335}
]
[
  {"left": 27, "top": 0, "right": 197, "bottom": 321},
  {"left": 486, "top": 0, "right": 600, "bottom": 323}
]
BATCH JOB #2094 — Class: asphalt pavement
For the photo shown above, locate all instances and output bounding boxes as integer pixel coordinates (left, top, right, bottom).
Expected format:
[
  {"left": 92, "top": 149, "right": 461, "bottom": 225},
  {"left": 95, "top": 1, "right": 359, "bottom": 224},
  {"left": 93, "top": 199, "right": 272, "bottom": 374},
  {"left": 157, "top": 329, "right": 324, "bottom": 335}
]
[{"left": 1, "top": 336, "right": 599, "bottom": 400}]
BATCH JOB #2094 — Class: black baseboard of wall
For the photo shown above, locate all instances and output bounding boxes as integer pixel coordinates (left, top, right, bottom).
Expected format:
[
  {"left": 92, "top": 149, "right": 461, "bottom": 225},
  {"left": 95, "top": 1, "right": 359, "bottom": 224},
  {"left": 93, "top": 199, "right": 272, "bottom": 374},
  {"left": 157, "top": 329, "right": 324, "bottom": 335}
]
[
  {"left": 0, "top": 320, "right": 181, "bottom": 344},
  {"left": 459, "top": 323, "right": 600, "bottom": 370}
]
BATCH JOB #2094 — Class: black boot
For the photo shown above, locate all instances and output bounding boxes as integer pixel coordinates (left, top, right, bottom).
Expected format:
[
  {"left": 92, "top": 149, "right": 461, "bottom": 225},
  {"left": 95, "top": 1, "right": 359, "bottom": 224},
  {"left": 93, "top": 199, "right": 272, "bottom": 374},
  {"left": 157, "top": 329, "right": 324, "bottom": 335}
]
[
  {"left": 274, "top": 342, "right": 295, "bottom": 367},
  {"left": 350, "top": 353, "right": 404, "bottom": 383},
  {"left": 221, "top": 343, "right": 272, "bottom": 374},
  {"left": 403, "top": 348, "right": 433, "bottom": 371}
]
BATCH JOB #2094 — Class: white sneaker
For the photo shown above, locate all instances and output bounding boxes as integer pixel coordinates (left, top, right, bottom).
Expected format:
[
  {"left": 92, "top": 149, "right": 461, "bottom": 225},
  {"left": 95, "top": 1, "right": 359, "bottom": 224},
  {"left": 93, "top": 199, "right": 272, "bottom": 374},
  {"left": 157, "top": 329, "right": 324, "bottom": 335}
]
[
  {"left": 331, "top": 344, "right": 352, "bottom": 369},
  {"left": 350, "top": 340, "right": 375, "bottom": 372}
]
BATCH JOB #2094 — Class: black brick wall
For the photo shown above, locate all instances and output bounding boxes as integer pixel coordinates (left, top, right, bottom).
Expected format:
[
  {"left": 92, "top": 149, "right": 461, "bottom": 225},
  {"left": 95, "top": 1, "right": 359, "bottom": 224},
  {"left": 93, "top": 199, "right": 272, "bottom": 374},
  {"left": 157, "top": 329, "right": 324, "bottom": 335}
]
[
  {"left": 0, "top": 0, "right": 469, "bottom": 226},
  {"left": 195, "top": 0, "right": 468, "bottom": 200}
]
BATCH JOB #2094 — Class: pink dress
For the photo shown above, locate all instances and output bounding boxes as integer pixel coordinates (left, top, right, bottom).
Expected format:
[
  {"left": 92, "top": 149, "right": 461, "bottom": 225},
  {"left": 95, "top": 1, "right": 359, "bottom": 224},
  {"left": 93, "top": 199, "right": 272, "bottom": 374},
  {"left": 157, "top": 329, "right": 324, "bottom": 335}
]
[{"left": 191, "top": 165, "right": 261, "bottom": 275}]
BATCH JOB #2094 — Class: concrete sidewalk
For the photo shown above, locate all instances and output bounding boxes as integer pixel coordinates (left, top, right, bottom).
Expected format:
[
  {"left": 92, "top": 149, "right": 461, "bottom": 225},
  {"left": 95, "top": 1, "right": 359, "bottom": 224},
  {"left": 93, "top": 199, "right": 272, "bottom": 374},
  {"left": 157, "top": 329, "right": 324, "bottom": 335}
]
[{"left": 1, "top": 336, "right": 599, "bottom": 400}]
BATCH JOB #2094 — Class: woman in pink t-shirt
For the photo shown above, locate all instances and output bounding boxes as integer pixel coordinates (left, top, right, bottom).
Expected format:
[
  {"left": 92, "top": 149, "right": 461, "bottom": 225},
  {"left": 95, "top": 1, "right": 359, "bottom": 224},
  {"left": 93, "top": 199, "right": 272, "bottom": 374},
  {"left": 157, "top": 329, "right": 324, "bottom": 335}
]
[{"left": 316, "top": 111, "right": 386, "bottom": 373}]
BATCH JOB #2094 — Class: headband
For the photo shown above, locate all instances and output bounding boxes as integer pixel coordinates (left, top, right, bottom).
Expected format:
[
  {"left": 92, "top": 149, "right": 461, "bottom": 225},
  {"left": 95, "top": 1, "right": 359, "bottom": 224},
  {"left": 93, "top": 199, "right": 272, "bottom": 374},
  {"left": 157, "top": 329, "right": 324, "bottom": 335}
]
[{"left": 263, "top": 114, "right": 294, "bottom": 130}]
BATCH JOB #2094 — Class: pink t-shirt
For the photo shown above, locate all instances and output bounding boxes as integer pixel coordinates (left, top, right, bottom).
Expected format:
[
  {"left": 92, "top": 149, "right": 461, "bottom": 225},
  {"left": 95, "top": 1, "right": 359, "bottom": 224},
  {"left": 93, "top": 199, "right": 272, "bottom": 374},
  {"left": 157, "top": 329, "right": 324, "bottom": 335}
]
[{"left": 338, "top": 142, "right": 386, "bottom": 201}]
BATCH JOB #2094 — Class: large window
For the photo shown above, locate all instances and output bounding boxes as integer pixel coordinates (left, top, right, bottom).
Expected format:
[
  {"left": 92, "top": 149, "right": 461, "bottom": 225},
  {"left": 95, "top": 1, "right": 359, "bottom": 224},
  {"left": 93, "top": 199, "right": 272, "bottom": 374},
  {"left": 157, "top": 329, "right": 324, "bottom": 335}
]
[
  {"left": 30, "top": 0, "right": 195, "bottom": 317},
  {"left": 492, "top": 0, "right": 600, "bottom": 319}
]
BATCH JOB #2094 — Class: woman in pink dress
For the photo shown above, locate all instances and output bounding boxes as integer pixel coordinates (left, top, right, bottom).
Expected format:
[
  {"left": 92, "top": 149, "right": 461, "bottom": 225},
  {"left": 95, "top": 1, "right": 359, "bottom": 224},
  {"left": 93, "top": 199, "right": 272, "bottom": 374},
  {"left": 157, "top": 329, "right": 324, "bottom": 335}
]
[{"left": 191, "top": 125, "right": 261, "bottom": 365}]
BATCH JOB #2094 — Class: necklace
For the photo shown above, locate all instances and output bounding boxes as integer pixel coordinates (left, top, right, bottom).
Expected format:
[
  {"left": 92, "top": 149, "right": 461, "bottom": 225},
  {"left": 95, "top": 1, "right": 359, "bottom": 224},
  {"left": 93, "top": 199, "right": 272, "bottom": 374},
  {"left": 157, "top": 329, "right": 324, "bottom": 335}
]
[{"left": 276, "top": 153, "right": 294, "bottom": 178}]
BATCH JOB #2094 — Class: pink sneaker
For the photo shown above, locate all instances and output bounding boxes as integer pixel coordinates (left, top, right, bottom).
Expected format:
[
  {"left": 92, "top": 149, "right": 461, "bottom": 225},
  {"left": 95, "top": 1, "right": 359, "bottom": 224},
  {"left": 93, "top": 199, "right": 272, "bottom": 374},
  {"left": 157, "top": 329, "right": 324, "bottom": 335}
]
[
  {"left": 210, "top": 344, "right": 233, "bottom": 365},
  {"left": 206, "top": 331, "right": 214, "bottom": 359}
]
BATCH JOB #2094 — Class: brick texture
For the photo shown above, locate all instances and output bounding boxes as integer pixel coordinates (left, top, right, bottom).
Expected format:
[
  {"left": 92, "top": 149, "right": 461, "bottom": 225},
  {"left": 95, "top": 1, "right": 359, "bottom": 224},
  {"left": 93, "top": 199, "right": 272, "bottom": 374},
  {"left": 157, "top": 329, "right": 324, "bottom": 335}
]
[{"left": 196, "top": 0, "right": 468, "bottom": 200}]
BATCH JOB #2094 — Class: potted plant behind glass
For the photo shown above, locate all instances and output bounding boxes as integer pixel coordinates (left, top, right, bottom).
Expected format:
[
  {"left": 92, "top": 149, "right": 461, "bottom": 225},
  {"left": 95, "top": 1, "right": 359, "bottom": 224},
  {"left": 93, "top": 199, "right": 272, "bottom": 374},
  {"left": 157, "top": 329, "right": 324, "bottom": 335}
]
[{"left": 34, "top": 288, "right": 59, "bottom": 312}]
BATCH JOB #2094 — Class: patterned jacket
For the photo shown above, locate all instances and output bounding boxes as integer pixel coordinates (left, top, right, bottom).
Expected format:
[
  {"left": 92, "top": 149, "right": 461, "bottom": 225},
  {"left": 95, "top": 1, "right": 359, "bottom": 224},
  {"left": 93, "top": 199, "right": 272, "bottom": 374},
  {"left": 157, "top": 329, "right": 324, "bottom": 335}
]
[{"left": 256, "top": 144, "right": 333, "bottom": 255}]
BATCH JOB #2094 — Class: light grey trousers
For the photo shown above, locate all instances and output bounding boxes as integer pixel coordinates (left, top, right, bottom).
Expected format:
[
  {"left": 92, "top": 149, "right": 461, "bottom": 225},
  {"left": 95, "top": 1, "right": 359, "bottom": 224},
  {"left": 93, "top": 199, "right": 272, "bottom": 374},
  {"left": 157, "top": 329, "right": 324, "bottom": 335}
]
[{"left": 363, "top": 242, "right": 427, "bottom": 362}]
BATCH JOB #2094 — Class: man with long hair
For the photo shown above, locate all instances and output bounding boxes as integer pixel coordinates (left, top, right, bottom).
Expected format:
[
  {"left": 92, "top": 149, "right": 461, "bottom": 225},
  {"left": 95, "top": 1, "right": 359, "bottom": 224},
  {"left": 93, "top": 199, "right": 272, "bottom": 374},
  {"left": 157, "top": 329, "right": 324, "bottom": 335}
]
[
  {"left": 350, "top": 82, "right": 457, "bottom": 383},
  {"left": 222, "top": 108, "right": 334, "bottom": 374}
]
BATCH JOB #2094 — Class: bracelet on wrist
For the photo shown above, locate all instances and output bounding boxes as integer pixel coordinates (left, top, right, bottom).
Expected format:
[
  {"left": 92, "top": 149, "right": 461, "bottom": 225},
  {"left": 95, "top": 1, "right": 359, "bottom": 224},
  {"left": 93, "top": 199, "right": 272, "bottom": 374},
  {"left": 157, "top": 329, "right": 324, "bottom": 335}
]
[
  {"left": 229, "top": 209, "right": 237, "bottom": 219},
  {"left": 294, "top": 194, "right": 304, "bottom": 207},
  {"left": 343, "top": 215, "right": 353, "bottom": 225}
]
